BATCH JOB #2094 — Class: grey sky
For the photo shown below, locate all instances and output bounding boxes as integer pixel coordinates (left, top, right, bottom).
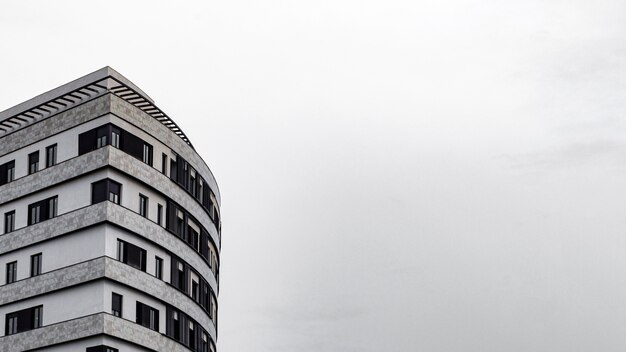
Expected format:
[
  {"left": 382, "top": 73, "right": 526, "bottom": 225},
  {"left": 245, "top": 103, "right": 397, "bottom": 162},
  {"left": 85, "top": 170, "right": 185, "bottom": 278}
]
[{"left": 2, "top": 0, "right": 626, "bottom": 350}]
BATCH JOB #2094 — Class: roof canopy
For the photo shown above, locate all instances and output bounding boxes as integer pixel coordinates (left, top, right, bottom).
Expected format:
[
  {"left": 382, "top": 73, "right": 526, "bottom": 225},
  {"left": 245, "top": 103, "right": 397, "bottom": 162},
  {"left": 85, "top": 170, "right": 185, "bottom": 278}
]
[{"left": 0, "top": 67, "right": 194, "bottom": 148}]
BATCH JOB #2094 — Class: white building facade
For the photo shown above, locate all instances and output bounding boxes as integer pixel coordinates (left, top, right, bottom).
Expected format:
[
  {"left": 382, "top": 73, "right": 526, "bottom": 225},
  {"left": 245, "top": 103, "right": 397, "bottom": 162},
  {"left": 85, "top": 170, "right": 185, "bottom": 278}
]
[{"left": 0, "top": 67, "right": 221, "bottom": 352}]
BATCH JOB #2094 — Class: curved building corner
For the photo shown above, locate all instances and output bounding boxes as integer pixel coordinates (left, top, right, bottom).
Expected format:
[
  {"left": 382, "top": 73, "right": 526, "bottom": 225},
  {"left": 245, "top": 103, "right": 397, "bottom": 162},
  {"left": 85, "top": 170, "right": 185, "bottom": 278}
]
[{"left": 0, "top": 67, "right": 221, "bottom": 352}]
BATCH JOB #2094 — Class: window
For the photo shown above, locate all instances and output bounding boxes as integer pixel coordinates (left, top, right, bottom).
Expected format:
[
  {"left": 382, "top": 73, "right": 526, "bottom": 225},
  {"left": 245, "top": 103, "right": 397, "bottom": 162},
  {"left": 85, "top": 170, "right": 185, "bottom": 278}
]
[
  {"left": 30, "top": 253, "right": 42, "bottom": 277},
  {"left": 6, "top": 314, "right": 17, "bottom": 335},
  {"left": 96, "top": 126, "right": 108, "bottom": 148},
  {"left": 7, "top": 161, "right": 14, "bottom": 182},
  {"left": 5, "top": 305, "right": 43, "bottom": 335},
  {"left": 155, "top": 256, "right": 163, "bottom": 280},
  {"left": 117, "top": 239, "right": 147, "bottom": 271},
  {"left": 157, "top": 204, "right": 163, "bottom": 226},
  {"left": 91, "top": 179, "right": 121, "bottom": 205},
  {"left": 142, "top": 143, "right": 153, "bottom": 165},
  {"left": 4, "top": 211, "right": 15, "bottom": 234},
  {"left": 33, "top": 306, "right": 42, "bottom": 329},
  {"left": 111, "top": 128, "right": 120, "bottom": 148},
  {"left": 6, "top": 261, "right": 16, "bottom": 284},
  {"left": 136, "top": 302, "right": 159, "bottom": 331},
  {"left": 48, "top": 197, "right": 57, "bottom": 219},
  {"left": 162, "top": 153, "right": 167, "bottom": 174},
  {"left": 139, "top": 194, "right": 148, "bottom": 217},
  {"left": 0, "top": 160, "right": 15, "bottom": 185},
  {"left": 112, "top": 293, "right": 123, "bottom": 317},
  {"left": 45, "top": 144, "right": 57, "bottom": 167},
  {"left": 86, "top": 346, "right": 119, "bottom": 352},
  {"left": 189, "top": 321, "right": 196, "bottom": 349},
  {"left": 192, "top": 279, "right": 199, "bottom": 301},
  {"left": 210, "top": 293, "right": 217, "bottom": 322},
  {"left": 27, "top": 196, "right": 58, "bottom": 225},
  {"left": 201, "top": 332, "right": 209, "bottom": 352},
  {"left": 189, "top": 168, "right": 197, "bottom": 195},
  {"left": 28, "top": 151, "right": 39, "bottom": 174}
]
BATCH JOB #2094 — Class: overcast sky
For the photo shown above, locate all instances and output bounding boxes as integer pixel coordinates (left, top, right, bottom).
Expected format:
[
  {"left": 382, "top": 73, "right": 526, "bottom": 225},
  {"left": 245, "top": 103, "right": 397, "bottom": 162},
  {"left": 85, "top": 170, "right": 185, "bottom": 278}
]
[{"left": 2, "top": 0, "right": 626, "bottom": 351}]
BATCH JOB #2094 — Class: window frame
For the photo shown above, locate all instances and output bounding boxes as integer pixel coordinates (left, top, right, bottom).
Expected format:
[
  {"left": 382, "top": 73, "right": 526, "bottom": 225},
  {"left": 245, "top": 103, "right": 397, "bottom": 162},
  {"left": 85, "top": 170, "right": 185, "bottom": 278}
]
[
  {"left": 112, "top": 292, "right": 123, "bottom": 317},
  {"left": 45, "top": 144, "right": 57, "bottom": 168},
  {"left": 139, "top": 194, "right": 148, "bottom": 218},
  {"left": 6, "top": 261, "right": 17, "bottom": 284},
  {"left": 28, "top": 151, "right": 39, "bottom": 175},
  {"left": 30, "top": 253, "right": 42, "bottom": 277},
  {"left": 4, "top": 210, "right": 15, "bottom": 234}
]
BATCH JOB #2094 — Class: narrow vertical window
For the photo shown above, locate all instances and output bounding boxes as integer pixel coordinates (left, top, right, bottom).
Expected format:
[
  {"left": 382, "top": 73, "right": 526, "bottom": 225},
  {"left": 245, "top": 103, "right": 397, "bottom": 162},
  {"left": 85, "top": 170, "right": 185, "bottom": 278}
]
[
  {"left": 111, "top": 128, "right": 120, "bottom": 148},
  {"left": 157, "top": 204, "right": 163, "bottom": 226},
  {"left": 162, "top": 153, "right": 168, "bottom": 174},
  {"left": 6, "top": 261, "right": 17, "bottom": 284},
  {"left": 45, "top": 144, "right": 57, "bottom": 167},
  {"left": 6, "top": 161, "right": 15, "bottom": 182},
  {"left": 29, "top": 204, "right": 41, "bottom": 225},
  {"left": 142, "top": 143, "right": 153, "bottom": 165},
  {"left": 33, "top": 306, "right": 42, "bottom": 328},
  {"left": 201, "top": 332, "right": 209, "bottom": 352},
  {"left": 30, "top": 253, "right": 42, "bottom": 277},
  {"left": 139, "top": 194, "right": 148, "bottom": 217},
  {"left": 109, "top": 181, "right": 121, "bottom": 204},
  {"left": 4, "top": 211, "right": 15, "bottom": 234},
  {"left": 155, "top": 256, "right": 163, "bottom": 279},
  {"left": 6, "top": 314, "right": 17, "bottom": 335},
  {"left": 112, "top": 293, "right": 123, "bottom": 317},
  {"left": 28, "top": 151, "right": 39, "bottom": 174},
  {"left": 48, "top": 197, "right": 57, "bottom": 219},
  {"left": 189, "top": 321, "right": 196, "bottom": 349},
  {"left": 117, "top": 240, "right": 125, "bottom": 262}
]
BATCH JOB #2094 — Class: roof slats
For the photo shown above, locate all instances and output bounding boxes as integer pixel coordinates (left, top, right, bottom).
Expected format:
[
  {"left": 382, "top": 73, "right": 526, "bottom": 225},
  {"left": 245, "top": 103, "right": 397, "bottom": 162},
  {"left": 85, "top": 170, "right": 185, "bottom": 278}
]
[{"left": 0, "top": 75, "right": 194, "bottom": 148}]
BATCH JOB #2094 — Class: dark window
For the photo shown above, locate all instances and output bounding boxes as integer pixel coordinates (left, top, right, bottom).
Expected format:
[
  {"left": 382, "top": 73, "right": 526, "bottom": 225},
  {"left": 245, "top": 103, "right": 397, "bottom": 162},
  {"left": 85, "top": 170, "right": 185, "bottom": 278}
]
[
  {"left": 139, "top": 194, "right": 148, "bottom": 217},
  {"left": 86, "top": 346, "right": 119, "bottom": 352},
  {"left": 166, "top": 307, "right": 184, "bottom": 341},
  {"left": 210, "top": 292, "right": 217, "bottom": 322},
  {"left": 6, "top": 161, "right": 14, "bottom": 183},
  {"left": 189, "top": 321, "right": 196, "bottom": 349},
  {"left": 155, "top": 256, "right": 163, "bottom": 280},
  {"left": 201, "top": 332, "right": 209, "bottom": 352},
  {"left": 6, "top": 261, "right": 16, "bottom": 284},
  {"left": 27, "top": 196, "right": 58, "bottom": 225},
  {"left": 136, "top": 301, "right": 159, "bottom": 331},
  {"left": 170, "top": 156, "right": 178, "bottom": 182},
  {"left": 142, "top": 143, "right": 153, "bottom": 165},
  {"left": 91, "top": 179, "right": 121, "bottom": 204},
  {"left": 97, "top": 127, "right": 108, "bottom": 148},
  {"left": 117, "top": 239, "right": 147, "bottom": 271},
  {"left": 170, "top": 257, "right": 187, "bottom": 292},
  {"left": 5, "top": 305, "right": 42, "bottom": 335},
  {"left": 112, "top": 293, "right": 122, "bottom": 317},
  {"left": 157, "top": 204, "right": 163, "bottom": 226},
  {"left": 162, "top": 153, "right": 168, "bottom": 174},
  {"left": 30, "top": 253, "right": 42, "bottom": 277},
  {"left": 4, "top": 211, "right": 15, "bottom": 233},
  {"left": 111, "top": 127, "right": 120, "bottom": 148},
  {"left": 188, "top": 225, "right": 199, "bottom": 251},
  {"left": 192, "top": 280, "right": 199, "bottom": 301},
  {"left": 45, "top": 144, "right": 57, "bottom": 167},
  {"left": 28, "top": 151, "right": 39, "bottom": 174},
  {"left": 0, "top": 160, "right": 15, "bottom": 185}
]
